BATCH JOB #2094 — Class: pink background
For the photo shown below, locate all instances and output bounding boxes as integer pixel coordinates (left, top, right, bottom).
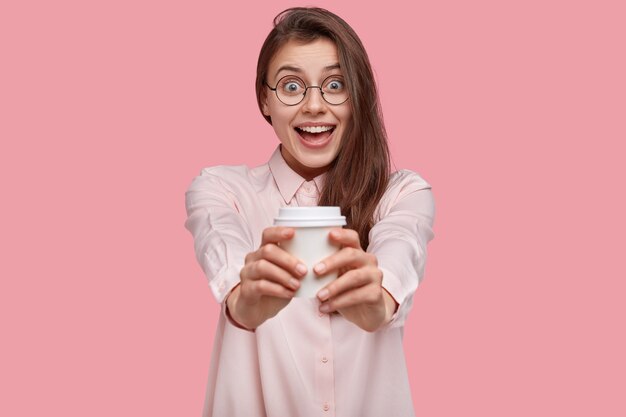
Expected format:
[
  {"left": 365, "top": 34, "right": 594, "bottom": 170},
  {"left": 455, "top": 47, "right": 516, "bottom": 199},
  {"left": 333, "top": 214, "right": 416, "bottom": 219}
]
[{"left": 1, "top": 0, "right": 625, "bottom": 415}]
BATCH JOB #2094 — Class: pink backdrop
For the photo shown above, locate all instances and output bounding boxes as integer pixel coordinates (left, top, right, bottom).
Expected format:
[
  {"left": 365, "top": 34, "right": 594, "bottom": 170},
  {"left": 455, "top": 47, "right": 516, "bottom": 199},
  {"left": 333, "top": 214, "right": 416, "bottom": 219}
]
[{"left": 2, "top": 0, "right": 625, "bottom": 415}]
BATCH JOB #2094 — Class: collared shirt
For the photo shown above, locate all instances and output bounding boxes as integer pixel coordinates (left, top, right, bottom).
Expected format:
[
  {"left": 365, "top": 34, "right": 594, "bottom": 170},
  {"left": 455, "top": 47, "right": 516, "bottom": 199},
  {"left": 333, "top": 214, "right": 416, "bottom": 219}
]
[{"left": 185, "top": 147, "right": 435, "bottom": 417}]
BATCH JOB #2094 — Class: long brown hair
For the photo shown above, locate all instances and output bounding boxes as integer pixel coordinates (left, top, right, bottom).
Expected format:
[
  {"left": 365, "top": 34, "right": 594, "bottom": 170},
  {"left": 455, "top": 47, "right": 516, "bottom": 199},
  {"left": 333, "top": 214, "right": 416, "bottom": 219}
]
[{"left": 256, "top": 7, "right": 390, "bottom": 249}]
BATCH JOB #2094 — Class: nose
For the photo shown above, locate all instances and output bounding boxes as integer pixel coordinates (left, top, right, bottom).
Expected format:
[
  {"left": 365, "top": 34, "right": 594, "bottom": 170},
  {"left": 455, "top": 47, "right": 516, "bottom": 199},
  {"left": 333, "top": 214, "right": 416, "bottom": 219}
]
[{"left": 301, "top": 87, "right": 326, "bottom": 114}]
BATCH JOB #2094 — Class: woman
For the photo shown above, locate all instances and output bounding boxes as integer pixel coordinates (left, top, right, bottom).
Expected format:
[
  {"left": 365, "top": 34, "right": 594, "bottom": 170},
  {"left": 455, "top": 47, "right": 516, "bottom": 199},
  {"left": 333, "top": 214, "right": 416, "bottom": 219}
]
[{"left": 185, "top": 7, "right": 435, "bottom": 417}]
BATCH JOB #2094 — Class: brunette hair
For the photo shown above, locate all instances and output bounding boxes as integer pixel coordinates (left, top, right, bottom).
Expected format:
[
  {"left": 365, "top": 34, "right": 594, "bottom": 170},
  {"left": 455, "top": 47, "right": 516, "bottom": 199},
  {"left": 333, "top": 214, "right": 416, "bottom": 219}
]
[{"left": 256, "top": 7, "right": 390, "bottom": 249}]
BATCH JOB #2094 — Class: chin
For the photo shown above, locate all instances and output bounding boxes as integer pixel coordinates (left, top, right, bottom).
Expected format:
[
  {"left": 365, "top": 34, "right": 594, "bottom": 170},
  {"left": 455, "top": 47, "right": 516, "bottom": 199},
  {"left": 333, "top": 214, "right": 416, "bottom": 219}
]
[{"left": 295, "top": 147, "right": 338, "bottom": 166}]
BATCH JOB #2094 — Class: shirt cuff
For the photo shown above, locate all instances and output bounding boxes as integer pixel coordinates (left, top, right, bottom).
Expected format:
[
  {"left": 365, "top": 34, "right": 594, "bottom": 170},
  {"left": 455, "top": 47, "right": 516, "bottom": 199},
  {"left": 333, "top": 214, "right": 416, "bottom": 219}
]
[
  {"left": 209, "top": 264, "right": 244, "bottom": 304},
  {"left": 379, "top": 266, "right": 407, "bottom": 328}
]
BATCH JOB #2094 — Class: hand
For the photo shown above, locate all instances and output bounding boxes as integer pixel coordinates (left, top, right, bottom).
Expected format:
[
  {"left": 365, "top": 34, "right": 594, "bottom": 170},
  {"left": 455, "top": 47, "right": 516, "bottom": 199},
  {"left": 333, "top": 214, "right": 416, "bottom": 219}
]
[
  {"left": 314, "top": 228, "right": 398, "bottom": 332},
  {"left": 227, "top": 227, "right": 307, "bottom": 330}
]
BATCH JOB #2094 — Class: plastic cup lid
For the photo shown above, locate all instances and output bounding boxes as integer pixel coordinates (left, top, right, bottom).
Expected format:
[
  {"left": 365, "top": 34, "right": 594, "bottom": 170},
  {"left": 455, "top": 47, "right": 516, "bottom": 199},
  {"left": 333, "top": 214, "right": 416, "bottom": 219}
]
[{"left": 274, "top": 206, "right": 347, "bottom": 227}]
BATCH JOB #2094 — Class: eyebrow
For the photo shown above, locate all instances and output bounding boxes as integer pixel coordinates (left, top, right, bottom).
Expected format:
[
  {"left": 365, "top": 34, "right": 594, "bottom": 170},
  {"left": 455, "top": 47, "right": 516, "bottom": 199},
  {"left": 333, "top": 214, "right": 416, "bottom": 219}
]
[{"left": 274, "top": 63, "right": 341, "bottom": 80}]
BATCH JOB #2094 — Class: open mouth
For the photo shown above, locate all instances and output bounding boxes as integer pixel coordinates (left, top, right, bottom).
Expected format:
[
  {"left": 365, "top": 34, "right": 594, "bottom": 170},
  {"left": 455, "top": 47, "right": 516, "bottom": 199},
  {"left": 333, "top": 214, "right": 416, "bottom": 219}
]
[{"left": 294, "top": 125, "right": 336, "bottom": 147}]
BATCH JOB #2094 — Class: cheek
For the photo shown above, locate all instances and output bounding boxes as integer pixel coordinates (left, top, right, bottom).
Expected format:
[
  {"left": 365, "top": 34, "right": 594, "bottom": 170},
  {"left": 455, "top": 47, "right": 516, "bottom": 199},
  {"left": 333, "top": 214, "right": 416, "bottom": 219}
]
[
  {"left": 273, "top": 116, "right": 291, "bottom": 135},
  {"left": 270, "top": 108, "right": 296, "bottom": 132},
  {"left": 335, "top": 106, "right": 352, "bottom": 126}
]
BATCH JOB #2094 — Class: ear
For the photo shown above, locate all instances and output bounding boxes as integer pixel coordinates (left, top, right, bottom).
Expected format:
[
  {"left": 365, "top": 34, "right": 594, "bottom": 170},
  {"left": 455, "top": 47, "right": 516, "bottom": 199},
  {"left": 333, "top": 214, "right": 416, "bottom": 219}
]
[{"left": 261, "top": 93, "right": 270, "bottom": 117}]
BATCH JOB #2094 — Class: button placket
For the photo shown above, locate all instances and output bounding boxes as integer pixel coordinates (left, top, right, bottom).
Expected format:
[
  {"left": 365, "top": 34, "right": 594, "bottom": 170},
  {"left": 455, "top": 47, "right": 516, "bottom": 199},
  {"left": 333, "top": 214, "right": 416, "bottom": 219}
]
[{"left": 313, "top": 301, "right": 335, "bottom": 416}]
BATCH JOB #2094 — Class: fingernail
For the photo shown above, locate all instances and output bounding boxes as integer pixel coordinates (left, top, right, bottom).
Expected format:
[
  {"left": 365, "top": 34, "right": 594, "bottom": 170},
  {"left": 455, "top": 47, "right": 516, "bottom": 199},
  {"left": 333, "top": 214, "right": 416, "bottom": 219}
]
[
  {"left": 282, "top": 229, "right": 292, "bottom": 237},
  {"left": 289, "top": 279, "right": 300, "bottom": 289},
  {"left": 296, "top": 263, "right": 307, "bottom": 275},
  {"left": 314, "top": 263, "right": 326, "bottom": 274},
  {"left": 330, "top": 229, "right": 340, "bottom": 237},
  {"left": 319, "top": 303, "right": 330, "bottom": 313},
  {"left": 317, "top": 289, "right": 329, "bottom": 301}
]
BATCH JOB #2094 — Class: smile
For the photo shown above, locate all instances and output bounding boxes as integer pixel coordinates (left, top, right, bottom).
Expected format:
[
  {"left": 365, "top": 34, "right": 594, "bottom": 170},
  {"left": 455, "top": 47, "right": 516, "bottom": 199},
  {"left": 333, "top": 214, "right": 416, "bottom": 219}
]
[
  {"left": 294, "top": 125, "right": 336, "bottom": 149},
  {"left": 296, "top": 125, "right": 334, "bottom": 133}
]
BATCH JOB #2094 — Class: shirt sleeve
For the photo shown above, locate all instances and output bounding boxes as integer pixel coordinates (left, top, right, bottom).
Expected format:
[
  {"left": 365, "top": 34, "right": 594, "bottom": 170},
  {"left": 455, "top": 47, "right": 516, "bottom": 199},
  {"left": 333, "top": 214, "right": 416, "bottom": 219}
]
[
  {"left": 184, "top": 168, "right": 255, "bottom": 304},
  {"left": 367, "top": 170, "right": 435, "bottom": 328}
]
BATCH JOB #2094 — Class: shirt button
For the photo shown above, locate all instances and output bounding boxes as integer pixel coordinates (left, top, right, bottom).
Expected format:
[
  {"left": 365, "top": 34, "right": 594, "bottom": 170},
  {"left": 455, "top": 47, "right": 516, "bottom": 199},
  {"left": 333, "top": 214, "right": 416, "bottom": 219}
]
[
  {"left": 323, "top": 402, "right": 330, "bottom": 411},
  {"left": 322, "top": 356, "right": 328, "bottom": 363},
  {"left": 318, "top": 311, "right": 325, "bottom": 317}
]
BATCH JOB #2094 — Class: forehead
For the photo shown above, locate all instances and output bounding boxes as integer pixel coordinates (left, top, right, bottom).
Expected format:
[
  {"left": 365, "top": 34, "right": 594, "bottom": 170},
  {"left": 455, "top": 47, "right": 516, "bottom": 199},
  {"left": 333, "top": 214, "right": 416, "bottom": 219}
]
[{"left": 268, "top": 38, "right": 339, "bottom": 81}]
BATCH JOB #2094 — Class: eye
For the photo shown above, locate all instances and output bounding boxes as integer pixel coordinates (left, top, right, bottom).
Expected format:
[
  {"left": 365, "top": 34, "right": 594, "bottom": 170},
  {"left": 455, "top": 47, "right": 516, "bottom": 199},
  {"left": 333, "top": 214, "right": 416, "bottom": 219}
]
[
  {"left": 324, "top": 77, "right": 345, "bottom": 92},
  {"left": 279, "top": 77, "right": 305, "bottom": 95}
]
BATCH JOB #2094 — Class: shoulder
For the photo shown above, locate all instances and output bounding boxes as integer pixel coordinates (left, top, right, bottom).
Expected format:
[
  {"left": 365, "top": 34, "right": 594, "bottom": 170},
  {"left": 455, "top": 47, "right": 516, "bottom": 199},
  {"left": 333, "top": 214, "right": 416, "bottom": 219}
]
[
  {"left": 375, "top": 169, "right": 435, "bottom": 221},
  {"left": 388, "top": 169, "right": 432, "bottom": 194},
  {"left": 189, "top": 163, "right": 271, "bottom": 192},
  {"left": 185, "top": 163, "right": 273, "bottom": 214},
  {"left": 198, "top": 165, "right": 251, "bottom": 184}
]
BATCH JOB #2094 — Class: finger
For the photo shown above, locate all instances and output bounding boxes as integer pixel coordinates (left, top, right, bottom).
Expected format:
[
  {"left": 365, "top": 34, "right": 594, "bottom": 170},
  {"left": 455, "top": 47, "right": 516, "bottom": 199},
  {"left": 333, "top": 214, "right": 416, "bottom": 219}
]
[
  {"left": 317, "top": 266, "right": 381, "bottom": 301},
  {"left": 261, "top": 226, "right": 295, "bottom": 245},
  {"left": 242, "top": 258, "right": 301, "bottom": 291},
  {"left": 319, "top": 283, "right": 383, "bottom": 313},
  {"left": 257, "top": 243, "right": 307, "bottom": 279},
  {"left": 328, "top": 228, "right": 362, "bottom": 249},
  {"left": 242, "top": 279, "right": 296, "bottom": 300},
  {"left": 313, "top": 246, "right": 374, "bottom": 277}
]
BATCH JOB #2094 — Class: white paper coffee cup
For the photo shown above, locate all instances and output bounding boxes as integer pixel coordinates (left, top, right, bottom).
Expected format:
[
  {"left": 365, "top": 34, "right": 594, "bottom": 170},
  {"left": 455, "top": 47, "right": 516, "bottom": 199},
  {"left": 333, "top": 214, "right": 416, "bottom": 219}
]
[{"left": 274, "top": 207, "right": 346, "bottom": 298}]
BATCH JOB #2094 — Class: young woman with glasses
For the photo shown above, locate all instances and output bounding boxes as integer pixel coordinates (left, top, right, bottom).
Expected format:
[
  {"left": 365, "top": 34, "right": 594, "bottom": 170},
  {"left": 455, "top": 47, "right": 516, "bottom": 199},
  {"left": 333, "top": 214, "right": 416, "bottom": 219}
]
[{"left": 185, "top": 7, "right": 435, "bottom": 417}]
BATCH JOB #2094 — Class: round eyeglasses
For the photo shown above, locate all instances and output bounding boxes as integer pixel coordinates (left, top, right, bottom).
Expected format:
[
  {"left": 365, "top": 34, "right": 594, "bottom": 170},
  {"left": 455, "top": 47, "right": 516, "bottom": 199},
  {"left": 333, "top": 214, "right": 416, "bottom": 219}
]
[{"left": 265, "top": 75, "right": 349, "bottom": 106}]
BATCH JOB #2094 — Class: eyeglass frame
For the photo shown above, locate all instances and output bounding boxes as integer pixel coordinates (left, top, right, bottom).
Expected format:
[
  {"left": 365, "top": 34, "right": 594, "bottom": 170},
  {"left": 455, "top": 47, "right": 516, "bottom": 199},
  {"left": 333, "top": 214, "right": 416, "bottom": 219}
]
[{"left": 264, "top": 74, "right": 350, "bottom": 106}]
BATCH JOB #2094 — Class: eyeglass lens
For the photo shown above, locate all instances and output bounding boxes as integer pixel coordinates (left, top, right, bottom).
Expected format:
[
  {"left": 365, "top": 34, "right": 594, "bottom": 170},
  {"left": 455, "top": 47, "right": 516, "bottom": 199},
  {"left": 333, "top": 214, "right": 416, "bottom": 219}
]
[{"left": 274, "top": 75, "right": 348, "bottom": 105}]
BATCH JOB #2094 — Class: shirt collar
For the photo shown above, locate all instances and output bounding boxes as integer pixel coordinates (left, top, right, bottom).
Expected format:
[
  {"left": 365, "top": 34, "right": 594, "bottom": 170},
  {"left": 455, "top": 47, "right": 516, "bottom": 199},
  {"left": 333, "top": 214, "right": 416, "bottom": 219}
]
[{"left": 268, "top": 146, "right": 326, "bottom": 204}]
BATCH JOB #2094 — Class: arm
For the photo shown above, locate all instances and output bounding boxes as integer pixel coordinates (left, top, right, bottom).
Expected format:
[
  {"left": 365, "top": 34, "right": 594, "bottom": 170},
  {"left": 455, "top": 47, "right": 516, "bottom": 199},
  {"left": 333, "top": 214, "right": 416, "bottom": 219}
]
[
  {"left": 368, "top": 171, "right": 435, "bottom": 328},
  {"left": 185, "top": 169, "right": 307, "bottom": 330},
  {"left": 185, "top": 169, "right": 254, "bottom": 303},
  {"left": 314, "top": 172, "right": 434, "bottom": 331}
]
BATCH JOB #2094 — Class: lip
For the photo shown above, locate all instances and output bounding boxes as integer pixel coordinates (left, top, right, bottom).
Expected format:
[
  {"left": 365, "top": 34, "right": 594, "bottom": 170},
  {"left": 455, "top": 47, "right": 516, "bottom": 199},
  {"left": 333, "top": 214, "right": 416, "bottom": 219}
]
[
  {"left": 295, "top": 122, "right": 337, "bottom": 128},
  {"left": 294, "top": 127, "right": 335, "bottom": 149}
]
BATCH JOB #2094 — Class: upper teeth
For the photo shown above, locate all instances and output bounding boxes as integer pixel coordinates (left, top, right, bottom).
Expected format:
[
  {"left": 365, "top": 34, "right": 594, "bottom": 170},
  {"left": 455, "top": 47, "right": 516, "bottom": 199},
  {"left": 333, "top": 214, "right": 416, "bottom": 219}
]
[{"left": 297, "top": 126, "right": 334, "bottom": 133}]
